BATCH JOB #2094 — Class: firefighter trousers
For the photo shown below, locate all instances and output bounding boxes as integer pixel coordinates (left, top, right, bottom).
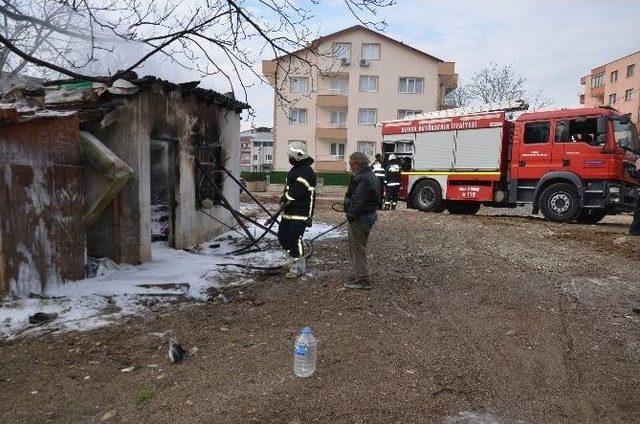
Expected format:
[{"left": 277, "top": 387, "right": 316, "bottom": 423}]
[
  {"left": 385, "top": 185, "right": 399, "bottom": 204},
  {"left": 377, "top": 177, "right": 385, "bottom": 208},
  {"left": 277, "top": 219, "right": 307, "bottom": 258}
]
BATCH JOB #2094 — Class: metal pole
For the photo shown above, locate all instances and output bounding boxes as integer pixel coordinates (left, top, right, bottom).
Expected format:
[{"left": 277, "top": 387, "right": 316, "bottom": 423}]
[{"left": 221, "top": 166, "right": 275, "bottom": 219}]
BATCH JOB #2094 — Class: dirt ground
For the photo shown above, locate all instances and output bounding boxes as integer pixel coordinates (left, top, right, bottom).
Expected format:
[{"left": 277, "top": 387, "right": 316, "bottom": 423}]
[{"left": 1, "top": 202, "right": 639, "bottom": 423}]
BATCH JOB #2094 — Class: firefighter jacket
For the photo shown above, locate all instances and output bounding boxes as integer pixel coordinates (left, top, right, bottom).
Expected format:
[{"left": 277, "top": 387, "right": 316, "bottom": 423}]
[
  {"left": 280, "top": 158, "right": 317, "bottom": 225},
  {"left": 344, "top": 167, "right": 380, "bottom": 219},
  {"left": 385, "top": 161, "right": 401, "bottom": 186},
  {"left": 372, "top": 161, "right": 386, "bottom": 179}
]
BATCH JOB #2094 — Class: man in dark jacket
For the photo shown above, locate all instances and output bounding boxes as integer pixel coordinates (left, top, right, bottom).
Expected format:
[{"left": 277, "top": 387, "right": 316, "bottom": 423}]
[
  {"left": 384, "top": 154, "right": 401, "bottom": 210},
  {"left": 630, "top": 158, "right": 640, "bottom": 235},
  {"left": 343, "top": 152, "right": 380, "bottom": 289},
  {"left": 278, "top": 141, "right": 316, "bottom": 278}
]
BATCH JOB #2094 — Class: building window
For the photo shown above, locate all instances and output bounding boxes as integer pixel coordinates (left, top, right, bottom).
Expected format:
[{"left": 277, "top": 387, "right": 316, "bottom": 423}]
[
  {"left": 330, "top": 79, "right": 348, "bottom": 94},
  {"left": 332, "top": 43, "right": 351, "bottom": 61},
  {"left": 627, "top": 64, "right": 635, "bottom": 78},
  {"left": 361, "top": 43, "right": 380, "bottom": 60},
  {"left": 591, "top": 73, "right": 604, "bottom": 88},
  {"left": 359, "top": 75, "right": 378, "bottom": 92},
  {"left": 330, "top": 110, "right": 347, "bottom": 127},
  {"left": 252, "top": 154, "right": 258, "bottom": 161},
  {"left": 397, "top": 109, "right": 423, "bottom": 119},
  {"left": 266, "top": 154, "right": 272, "bottom": 161},
  {"left": 609, "top": 93, "right": 617, "bottom": 105},
  {"left": 398, "top": 77, "right": 423, "bottom": 94},
  {"left": 523, "top": 121, "right": 550, "bottom": 144},
  {"left": 194, "top": 140, "right": 223, "bottom": 208},
  {"left": 330, "top": 142, "right": 345, "bottom": 160},
  {"left": 625, "top": 89, "right": 634, "bottom": 102},
  {"left": 357, "top": 141, "right": 376, "bottom": 158},
  {"left": 290, "top": 77, "right": 309, "bottom": 93},
  {"left": 579, "top": 94, "right": 585, "bottom": 104},
  {"left": 358, "top": 108, "right": 377, "bottom": 125},
  {"left": 610, "top": 70, "right": 618, "bottom": 83},
  {"left": 290, "top": 108, "right": 307, "bottom": 125}
]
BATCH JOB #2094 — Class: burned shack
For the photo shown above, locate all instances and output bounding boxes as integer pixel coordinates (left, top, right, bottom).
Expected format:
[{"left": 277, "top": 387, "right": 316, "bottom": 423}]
[{"left": 0, "top": 77, "right": 249, "bottom": 297}]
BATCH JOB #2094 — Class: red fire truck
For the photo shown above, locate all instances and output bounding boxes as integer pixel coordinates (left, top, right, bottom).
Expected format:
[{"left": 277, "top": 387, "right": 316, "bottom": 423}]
[{"left": 381, "top": 100, "right": 640, "bottom": 223}]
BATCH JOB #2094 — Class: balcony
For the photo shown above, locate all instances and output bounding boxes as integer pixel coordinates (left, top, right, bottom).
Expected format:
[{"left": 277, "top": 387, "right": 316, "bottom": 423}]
[
  {"left": 316, "top": 121, "right": 347, "bottom": 139},
  {"left": 590, "top": 85, "right": 604, "bottom": 99},
  {"left": 315, "top": 154, "right": 346, "bottom": 172},
  {"left": 261, "top": 60, "right": 277, "bottom": 84},
  {"left": 317, "top": 89, "right": 348, "bottom": 108},
  {"left": 438, "top": 62, "right": 458, "bottom": 92}
]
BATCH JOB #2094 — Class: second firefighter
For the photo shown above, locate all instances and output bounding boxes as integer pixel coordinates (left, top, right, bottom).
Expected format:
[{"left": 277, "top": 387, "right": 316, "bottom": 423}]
[{"left": 384, "top": 154, "right": 401, "bottom": 210}]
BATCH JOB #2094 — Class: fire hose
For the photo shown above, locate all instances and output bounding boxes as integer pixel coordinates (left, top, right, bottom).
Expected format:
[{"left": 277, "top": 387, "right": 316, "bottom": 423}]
[{"left": 222, "top": 202, "right": 348, "bottom": 271}]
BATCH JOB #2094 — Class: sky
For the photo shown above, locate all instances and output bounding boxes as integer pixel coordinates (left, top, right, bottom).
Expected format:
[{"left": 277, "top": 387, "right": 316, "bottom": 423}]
[{"left": 151, "top": 0, "right": 640, "bottom": 130}]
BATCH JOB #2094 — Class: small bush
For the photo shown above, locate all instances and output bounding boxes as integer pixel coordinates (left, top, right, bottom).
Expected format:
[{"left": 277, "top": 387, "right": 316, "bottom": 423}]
[
  {"left": 240, "top": 171, "right": 268, "bottom": 182},
  {"left": 135, "top": 387, "right": 153, "bottom": 407}
]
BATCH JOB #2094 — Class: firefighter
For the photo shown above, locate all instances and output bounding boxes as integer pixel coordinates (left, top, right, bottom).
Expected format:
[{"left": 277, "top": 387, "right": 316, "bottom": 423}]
[
  {"left": 277, "top": 142, "right": 317, "bottom": 278},
  {"left": 629, "top": 158, "right": 640, "bottom": 236},
  {"left": 371, "top": 153, "right": 386, "bottom": 209},
  {"left": 384, "top": 154, "right": 401, "bottom": 210}
]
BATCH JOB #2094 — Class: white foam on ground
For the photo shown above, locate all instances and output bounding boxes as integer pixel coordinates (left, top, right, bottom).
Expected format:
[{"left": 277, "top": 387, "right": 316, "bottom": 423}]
[{"left": 0, "top": 218, "right": 344, "bottom": 341}]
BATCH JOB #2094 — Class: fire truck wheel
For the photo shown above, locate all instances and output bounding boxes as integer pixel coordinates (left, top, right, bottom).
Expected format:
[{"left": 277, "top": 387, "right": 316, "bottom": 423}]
[
  {"left": 539, "top": 182, "right": 581, "bottom": 223},
  {"left": 575, "top": 208, "right": 607, "bottom": 224},
  {"left": 446, "top": 201, "right": 481, "bottom": 215},
  {"left": 412, "top": 179, "right": 445, "bottom": 212}
]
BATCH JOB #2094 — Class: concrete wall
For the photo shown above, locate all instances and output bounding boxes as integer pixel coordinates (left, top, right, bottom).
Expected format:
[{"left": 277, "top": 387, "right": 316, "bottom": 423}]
[{"left": 85, "top": 85, "right": 240, "bottom": 264}]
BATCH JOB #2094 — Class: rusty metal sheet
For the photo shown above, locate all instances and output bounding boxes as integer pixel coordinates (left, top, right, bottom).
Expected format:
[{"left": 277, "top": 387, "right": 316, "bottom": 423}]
[{"left": 0, "top": 115, "right": 85, "bottom": 297}]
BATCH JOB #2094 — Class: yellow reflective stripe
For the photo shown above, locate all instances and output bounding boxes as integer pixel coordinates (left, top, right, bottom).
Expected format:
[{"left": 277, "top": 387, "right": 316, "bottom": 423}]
[
  {"left": 296, "top": 177, "right": 313, "bottom": 190},
  {"left": 308, "top": 190, "right": 315, "bottom": 218},
  {"left": 402, "top": 171, "right": 501, "bottom": 176},
  {"left": 298, "top": 237, "right": 303, "bottom": 257},
  {"left": 282, "top": 214, "right": 308, "bottom": 220},
  {"left": 285, "top": 193, "right": 295, "bottom": 201}
]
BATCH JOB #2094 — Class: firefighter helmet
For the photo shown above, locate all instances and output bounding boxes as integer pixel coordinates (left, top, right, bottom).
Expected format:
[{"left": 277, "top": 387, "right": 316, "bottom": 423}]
[
  {"left": 388, "top": 154, "right": 397, "bottom": 161},
  {"left": 288, "top": 141, "right": 309, "bottom": 161}
]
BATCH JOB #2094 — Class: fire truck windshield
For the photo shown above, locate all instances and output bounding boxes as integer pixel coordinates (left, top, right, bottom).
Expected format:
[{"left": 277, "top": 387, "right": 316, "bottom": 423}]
[{"left": 614, "top": 120, "right": 640, "bottom": 153}]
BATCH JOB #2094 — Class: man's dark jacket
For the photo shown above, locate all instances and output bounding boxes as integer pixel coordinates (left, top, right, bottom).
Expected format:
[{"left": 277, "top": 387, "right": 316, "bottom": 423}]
[
  {"left": 344, "top": 167, "right": 380, "bottom": 220},
  {"left": 280, "top": 158, "right": 316, "bottom": 225}
]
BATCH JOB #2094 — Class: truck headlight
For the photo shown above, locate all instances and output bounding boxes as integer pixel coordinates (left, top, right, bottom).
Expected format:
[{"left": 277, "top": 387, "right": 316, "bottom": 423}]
[{"left": 609, "top": 186, "right": 621, "bottom": 194}]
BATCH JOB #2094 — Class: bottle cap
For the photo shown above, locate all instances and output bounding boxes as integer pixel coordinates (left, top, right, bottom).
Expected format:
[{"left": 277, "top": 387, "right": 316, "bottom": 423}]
[{"left": 301, "top": 326, "right": 312, "bottom": 334}]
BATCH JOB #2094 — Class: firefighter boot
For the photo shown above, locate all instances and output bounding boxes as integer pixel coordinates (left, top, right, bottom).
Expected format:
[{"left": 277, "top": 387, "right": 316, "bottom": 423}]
[
  {"left": 282, "top": 255, "right": 296, "bottom": 270},
  {"left": 286, "top": 257, "right": 306, "bottom": 279},
  {"left": 391, "top": 202, "right": 397, "bottom": 210}
]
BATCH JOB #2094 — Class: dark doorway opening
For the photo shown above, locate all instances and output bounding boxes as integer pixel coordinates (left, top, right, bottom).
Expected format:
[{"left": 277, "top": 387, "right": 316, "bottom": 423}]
[{"left": 150, "top": 138, "right": 177, "bottom": 246}]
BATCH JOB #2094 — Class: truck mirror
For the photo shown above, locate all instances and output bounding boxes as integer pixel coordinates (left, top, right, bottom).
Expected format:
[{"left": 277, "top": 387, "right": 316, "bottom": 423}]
[
  {"left": 596, "top": 134, "right": 607, "bottom": 145},
  {"left": 620, "top": 114, "right": 630, "bottom": 125},
  {"left": 596, "top": 116, "right": 607, "bottom": 135}
]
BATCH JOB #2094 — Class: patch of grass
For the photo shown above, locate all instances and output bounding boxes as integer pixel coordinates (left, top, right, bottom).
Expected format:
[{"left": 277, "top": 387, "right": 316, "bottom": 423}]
[{"left": 135, "top": 387, "right": 153, "bottom": 407}]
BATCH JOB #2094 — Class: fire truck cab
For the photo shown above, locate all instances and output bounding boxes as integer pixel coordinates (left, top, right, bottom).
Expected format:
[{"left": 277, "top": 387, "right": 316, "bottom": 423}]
[{"left": 381, "top": 100, "right": 640, "bottom": 223}]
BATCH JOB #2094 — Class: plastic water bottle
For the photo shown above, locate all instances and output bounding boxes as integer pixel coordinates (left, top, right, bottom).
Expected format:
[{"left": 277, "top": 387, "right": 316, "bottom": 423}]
[{"left": 293, "top": 327, "right": 317, "bottom": 377}]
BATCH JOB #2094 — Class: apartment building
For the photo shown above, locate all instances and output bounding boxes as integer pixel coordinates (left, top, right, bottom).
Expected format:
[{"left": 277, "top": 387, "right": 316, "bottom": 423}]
[
  {"left": 240, "top": 127, "right": 274, "bottom": 172},
  {"left": 580, "top": 50, "right": 640, "bottom": 123},
  {"left": 262, "top": 25, "right": 457, "bottom": 172}
]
